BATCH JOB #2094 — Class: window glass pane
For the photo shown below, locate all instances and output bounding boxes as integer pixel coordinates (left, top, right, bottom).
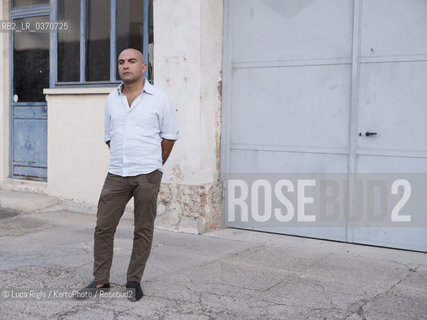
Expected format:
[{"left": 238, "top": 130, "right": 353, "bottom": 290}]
[
  {"left": 116, "top": 0, "right": 143, "bottom": 80},
  {"left": 13, "top": 16, "right": 49, "bottom": 102},
  {"left": 86, "top": 0, "right": 110, "bottom": 81},
  {"left": 13, "top": 0, "right": 48, "bottom": 7},
  {"left": 58, "top": 0, "right": 80, "bottom": 82}
]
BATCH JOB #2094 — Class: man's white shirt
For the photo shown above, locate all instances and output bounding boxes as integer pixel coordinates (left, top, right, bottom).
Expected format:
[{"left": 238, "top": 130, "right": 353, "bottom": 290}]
[{"left": 104, "top": 80, "right": 179, "bottom": 177}]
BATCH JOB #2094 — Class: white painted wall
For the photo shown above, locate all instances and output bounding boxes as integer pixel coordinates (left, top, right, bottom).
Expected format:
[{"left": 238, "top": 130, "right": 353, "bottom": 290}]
[
  {"left": 45, "top": 89, "right": 111, "bottom": 204},
  {"left": 154, "top": 0, "right": 223, "bottom": 186}
]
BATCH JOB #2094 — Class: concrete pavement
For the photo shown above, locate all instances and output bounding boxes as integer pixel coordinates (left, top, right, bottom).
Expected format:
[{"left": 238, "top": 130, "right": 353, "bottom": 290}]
[{"left": 0, "top": 190, "right": 426, "bottom": 320}]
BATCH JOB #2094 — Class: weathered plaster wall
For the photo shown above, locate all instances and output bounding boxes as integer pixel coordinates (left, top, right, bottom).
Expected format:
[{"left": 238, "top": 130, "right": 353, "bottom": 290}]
[
  {"left": 201, "top": 0, "right": 224, "bottom": 184},
  {"left": 153, "top": 0, "right": 223, "bottom": 233}
]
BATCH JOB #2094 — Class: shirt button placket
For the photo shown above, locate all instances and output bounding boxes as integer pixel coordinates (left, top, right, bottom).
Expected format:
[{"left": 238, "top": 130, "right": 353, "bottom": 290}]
[{"left": 122, "top": 111, "right": 131, "bottom": 176}]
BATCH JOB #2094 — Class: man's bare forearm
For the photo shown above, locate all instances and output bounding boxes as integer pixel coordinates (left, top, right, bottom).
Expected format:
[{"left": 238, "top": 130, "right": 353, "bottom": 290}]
[{"left": 161, "top": 139, "right": 176, "bottom": 164}]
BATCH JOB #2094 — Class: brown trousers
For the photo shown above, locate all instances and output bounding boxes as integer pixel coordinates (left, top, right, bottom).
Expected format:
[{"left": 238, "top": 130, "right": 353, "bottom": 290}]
[{"left": 93, "top": 170, "right": 162, "bottom": 284}]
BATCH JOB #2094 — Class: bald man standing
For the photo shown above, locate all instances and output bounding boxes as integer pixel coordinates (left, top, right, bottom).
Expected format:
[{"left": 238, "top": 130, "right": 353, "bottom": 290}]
[{"left": 76, "top": 49, "right": 179, "bottom": 301}]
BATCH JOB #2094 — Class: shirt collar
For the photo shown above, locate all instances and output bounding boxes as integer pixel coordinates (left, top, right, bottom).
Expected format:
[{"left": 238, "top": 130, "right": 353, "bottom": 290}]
[
  {"left": 116, "top": 79, "right": 155, "bottom": 96},
  {"left": 142, "top": 79, "right": 155, "bottom": 95}
]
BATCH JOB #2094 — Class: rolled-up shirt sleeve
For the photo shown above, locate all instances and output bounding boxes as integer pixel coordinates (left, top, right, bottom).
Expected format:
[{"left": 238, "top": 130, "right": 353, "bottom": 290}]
[
  {"left": 160, "top": 96, "right": 179, "bottom": 140},
  {"left": 104, "top": 99, "right": 112, "bottom": 143}
]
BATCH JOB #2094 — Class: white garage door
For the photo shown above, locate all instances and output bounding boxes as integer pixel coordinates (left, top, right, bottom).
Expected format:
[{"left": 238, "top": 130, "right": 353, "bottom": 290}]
[{"left": 221, "top": 0, "right": 427, "bottom": 251}]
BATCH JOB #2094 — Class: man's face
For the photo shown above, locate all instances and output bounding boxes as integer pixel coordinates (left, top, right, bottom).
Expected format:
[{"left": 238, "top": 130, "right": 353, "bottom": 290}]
[{"left": 117, "top": 49, "right": 147, "bottom": 83}]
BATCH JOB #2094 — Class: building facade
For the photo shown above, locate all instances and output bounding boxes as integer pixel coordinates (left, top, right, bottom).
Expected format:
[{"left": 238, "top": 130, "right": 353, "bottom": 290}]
[{"left": 0, "top": 0, "right": 223, "bottom": 234}]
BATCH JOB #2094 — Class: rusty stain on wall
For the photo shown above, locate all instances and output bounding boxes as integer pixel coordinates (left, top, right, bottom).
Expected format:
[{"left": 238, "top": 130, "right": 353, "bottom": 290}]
[
  {"left": 216, "top": 77, "right": 223, "bottom": 174},
  {"left": 172, "top": 164, "right": 184, "bottom": 182}
]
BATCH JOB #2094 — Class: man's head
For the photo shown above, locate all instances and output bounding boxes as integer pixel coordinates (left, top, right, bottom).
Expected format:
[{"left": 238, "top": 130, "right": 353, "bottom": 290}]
[{"left": 117, "top": 48, "right": 147, "bottom": 83}]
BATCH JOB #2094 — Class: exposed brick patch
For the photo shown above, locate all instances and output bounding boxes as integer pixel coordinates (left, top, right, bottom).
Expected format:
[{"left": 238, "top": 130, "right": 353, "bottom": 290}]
[{"left": 156, "top": 182, "right": 223, "bottom": 234}]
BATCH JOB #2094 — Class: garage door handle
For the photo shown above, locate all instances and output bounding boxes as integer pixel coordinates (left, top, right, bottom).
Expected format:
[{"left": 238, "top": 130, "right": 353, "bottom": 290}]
[{"left": 365, "top": 132, "right": 377, "bottom": 137}]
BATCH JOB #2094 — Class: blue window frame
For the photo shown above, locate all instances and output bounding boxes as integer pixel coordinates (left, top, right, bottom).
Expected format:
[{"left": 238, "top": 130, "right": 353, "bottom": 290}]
[
  {"left": 54, "top": 0, "right": 151, "bottom": 86},
  {"left": 10, "top": 0, "right": 151, "bottom": 87}
]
